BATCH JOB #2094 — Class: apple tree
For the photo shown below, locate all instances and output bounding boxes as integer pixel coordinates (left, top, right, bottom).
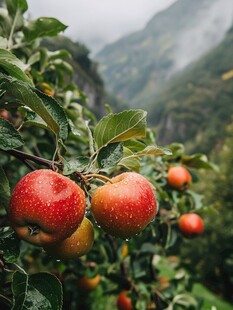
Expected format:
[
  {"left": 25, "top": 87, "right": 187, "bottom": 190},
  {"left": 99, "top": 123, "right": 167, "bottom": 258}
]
[{"left": 0, "top": 1, "right": 216, "bottom": 309}]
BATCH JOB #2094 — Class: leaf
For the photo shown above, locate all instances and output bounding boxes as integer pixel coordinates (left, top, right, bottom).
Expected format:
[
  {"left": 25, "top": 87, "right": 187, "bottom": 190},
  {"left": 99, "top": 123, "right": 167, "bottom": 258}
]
[
  {"left": 97, "top": 142, "right": 123, "bottom": 169},
  {"left": 118, "top": 147, "right": 140, "bottom": 172},
  {"left": 0, "top": 227, "right": 20, "bottom": 262},
  {"left": 94, "top": 109, "right": 147, "bottom": 149},
  {"left": 173, "top": 294, "right": 198, "bottom": 307},
  {"left": 123, "top": 139, "right": 146, "bottom": 152},
  {"left": 0, "top": 74, "right": 69, "bottom": 140},
  {"left": 63, "top": 157, "right": 90, "bottom": 175},
  {"left": 0, "top": 49, "right": 33, "bottom": 85},
  {"left": 6, "top": 0, "right": 28, "bottom": 16},
  {"left": 12, "top": 271, "right": 63, "bottom": 310},
  {"left": 0, "top": 166, "right": 10, "bottom": 209},
  {"left": 130, "top": 145, "right": 172, "bottom": 158},
  {"left": 187, "top": 190, "right": 204, "bottom": 210},
  {"left": 0, "top": 117, "right": 24, "bottom": 150},
  {"left": 23, "top": 17, "right": 67, "bottom": 41},
  {"left": 182, "top": 153, "right": 219, "bottom": 171}
]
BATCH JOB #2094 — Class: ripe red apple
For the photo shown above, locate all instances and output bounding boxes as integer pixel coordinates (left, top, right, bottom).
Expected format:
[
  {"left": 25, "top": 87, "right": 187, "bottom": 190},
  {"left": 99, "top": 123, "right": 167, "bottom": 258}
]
[
  {"left": 91, "top": 172, "right": 157, "bottom": 239},
  {"left": 178, "top": 213, "right": 204, "bottom": 237},
  {"left": 0, "top": 109, "right": 10, "bottom": 120},
  {"left": 43, "top": 217, "right": 94, "bottom": 259},
  {"left": 9, "top": 169, "right": 86, "bottom": 246},
  {"left": 117, "top": 290, "right": 133, "bottom": 310},
  {"left": 167, "top": 166, "right": 192, "bottom": 190}
]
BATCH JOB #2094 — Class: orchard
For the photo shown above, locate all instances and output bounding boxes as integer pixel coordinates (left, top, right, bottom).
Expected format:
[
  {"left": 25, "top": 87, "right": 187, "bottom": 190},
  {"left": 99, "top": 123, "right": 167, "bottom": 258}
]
[{"left": 0, "top": 1, "right": 218, "bottom": 309}]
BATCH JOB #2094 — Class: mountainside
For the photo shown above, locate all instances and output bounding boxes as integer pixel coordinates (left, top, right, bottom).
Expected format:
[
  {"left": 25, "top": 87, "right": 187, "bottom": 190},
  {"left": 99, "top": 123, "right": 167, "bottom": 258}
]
[
  {"left": 96, "top": 0, "right": 233, "bottom": 108},
  {"left": 147, "top": 26, "right": 233, "bottom": 154}
]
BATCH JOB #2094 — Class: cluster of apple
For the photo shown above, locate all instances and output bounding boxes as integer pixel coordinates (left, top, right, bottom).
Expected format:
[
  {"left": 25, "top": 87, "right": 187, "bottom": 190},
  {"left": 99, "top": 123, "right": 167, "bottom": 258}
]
[
  {"left": 167, "top": 166, "right": 204, "bottom": 237},
  {"left": 8, "top": 169, "right": 157, "bottom": 259}
]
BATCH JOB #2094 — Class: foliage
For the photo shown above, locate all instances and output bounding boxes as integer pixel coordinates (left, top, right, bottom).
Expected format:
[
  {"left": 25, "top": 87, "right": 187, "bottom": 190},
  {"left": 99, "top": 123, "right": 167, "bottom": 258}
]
[{"left": 0, "top": 1, "right": 226, "bottom": 309}]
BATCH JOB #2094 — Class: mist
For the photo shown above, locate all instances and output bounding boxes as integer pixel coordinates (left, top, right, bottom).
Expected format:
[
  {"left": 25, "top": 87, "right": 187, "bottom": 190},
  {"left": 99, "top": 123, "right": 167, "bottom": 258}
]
[{"left": 173, "top": 0, "right": 233, "bottom": 71}]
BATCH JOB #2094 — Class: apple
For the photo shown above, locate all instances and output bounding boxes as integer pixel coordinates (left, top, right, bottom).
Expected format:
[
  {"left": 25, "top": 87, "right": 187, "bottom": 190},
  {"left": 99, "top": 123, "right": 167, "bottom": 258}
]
[
  {"left": 43, "top": 217, "right": 94, "bottom": 259},
  {"left": 0, "top": 109, "right": 10, "bottom": 120},
  {"left": 39, "top": 82, "right": 55, "bottom": 96},
  {"left": 8, "top": 169, "right": 86, "bottom": 246},
  {"left": 167, "top": 166, "right": 192, "bottom": 190},
  {"left": 178, "top": 213, "right": 204, "bottom": 237},
  {"left": 91, "top": 172, "right": 157, "bottom": 239},
  {"left": 76, "top": 274, "right": 101, "bottom": 292},
  {"left": 117, "top": 290, "right": 133, "bottom": 310}
]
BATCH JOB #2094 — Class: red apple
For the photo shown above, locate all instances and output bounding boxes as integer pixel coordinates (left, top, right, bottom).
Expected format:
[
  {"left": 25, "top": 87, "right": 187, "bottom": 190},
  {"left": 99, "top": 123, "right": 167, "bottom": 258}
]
[
  {"left": 9, "top": 169, "right": 86, "bottom": 246},
  {"left": 0, "top": 109, "right": 10, "bottom": 120},
  {"left": 178, "top": 213, "right": 204, "bottom": 237},
  {"left": 43, "top": 217, "right": 94, "bottom": 259},
  {"left": 91, "top": 172, "right": 157, "bottom": 239},
  {"left": 117, "top": 290, "right": 133, "bottom": 310},
  {"left": 167, "top": 166, "right": 192, "bottom": 190}
]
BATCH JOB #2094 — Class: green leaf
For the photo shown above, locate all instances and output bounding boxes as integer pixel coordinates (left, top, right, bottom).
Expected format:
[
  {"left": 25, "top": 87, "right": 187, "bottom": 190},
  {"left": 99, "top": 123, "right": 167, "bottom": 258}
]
[
  {"left": 63, "top": 157, "right": 90, "bottom": 175},
  {"left": 0, "top": 49, "right": 33, "bottom": 85},
  {"left": 0, "top": 227, "right": 20, "bottom": 262},
  {"left": 97, "top": 142, "right": 123, "bottom": 169},
  {"left": 173, "top": 294, "right": 198, "bottom": 307},
  {"left": 0, "top": 166, "right": 10, "bottom": 209},
  {"left": 94, "top": 109, "right": 147, "bottom": 149},
  {"left": 130, "top": 145, "right": 172, "bottom": 158},
  {"left": 6, "top": 0, "right": 28, "bottom": 16},
  {"left": 182, "top": 153, "right": 219, "bottom": 171},
  {"left": 12, "top": 271, "right": 63, "bottom": 310},
  {"left": 123, "top": 139, "right": 146, "bottom": 152},
  {"left": 118, "top": 147, "right": 140, "bottom": 172},
  {"left": 0, "top": 74, "right": 69, "bottom": 140},
  {"left": 0, "top": 117, "right": 24, "bottom": 150},
  {"left": 23, "top": 17, "right": 67, "bottom": 41}
]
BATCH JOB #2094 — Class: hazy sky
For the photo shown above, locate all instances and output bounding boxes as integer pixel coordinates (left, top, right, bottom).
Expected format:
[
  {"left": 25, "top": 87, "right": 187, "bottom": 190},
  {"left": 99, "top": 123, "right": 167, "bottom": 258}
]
[{"left": 26, "top": 0, "right": 177, "bottom": 53}]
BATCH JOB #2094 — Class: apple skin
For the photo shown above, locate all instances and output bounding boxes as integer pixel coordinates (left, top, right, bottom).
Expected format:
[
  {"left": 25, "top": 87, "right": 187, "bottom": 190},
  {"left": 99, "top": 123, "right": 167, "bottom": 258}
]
[
  {"left": 8, "top": 169, "right": 86, "bottom": 246},
  {"left": 91, "top": 172, "right": 157, "bottom": 239},
  {"left": 117, "top": 291, "right": 133, "bottom": 310},
  {"left": 0, "top": 109, "right": 10, "bottom": 120},
  {"left": 43, "top": 217, "right": 94, "bottom": 259},
  {"left": 178, "top": 213, "right": 204, "bottom": 237},
  {"left": 76, "top": 274, "right": 101, "bottom": 292},
  {"left": 167, "top": 166, "right": 192, "bottom": 190}
]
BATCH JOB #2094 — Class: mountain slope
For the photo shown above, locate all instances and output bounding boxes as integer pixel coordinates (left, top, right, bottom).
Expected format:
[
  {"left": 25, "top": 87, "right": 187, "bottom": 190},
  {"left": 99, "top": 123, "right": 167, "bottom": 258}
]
[
  {"left": 96, "top": 0, "right": 233, "bottom": 108},
  {"left": 147, "top": 26, "right": 233, "bottom": 153}
]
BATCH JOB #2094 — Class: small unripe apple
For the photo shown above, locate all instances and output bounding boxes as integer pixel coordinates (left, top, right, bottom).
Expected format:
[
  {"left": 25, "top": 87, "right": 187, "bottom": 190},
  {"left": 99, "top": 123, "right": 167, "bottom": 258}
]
[
  {"left": 117, "top": 290, "right": 133, "bottom": 310},
  {"left": 43, "top": 217, "right": 94, "bottom": 259},
  {"left": 9, "top": 169, "right": 86, "bottom": 246},
  {"left": 76, "top": 274, "right": 101, "bottom": 292},
  {"left": 91, "top": 172, "right": 157, "bottom": 239},
  {"left": 167, "top": 166, "right": 192, "bottom": 190},
  {"left": 178, "top": 213, "right": 204, "bottom": 237}
]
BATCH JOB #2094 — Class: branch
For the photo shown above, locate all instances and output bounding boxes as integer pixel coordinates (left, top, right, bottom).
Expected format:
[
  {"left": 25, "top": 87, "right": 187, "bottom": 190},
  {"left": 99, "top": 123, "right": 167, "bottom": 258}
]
[{"left": 2, "top": 149, "right": 63, "bottom": 170}]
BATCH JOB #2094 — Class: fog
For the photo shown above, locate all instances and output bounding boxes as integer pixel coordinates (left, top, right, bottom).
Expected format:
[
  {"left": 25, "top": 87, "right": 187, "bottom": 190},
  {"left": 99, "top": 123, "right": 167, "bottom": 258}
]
[{"left": 26, "top": 0, "right": 176, "bottom": 53}]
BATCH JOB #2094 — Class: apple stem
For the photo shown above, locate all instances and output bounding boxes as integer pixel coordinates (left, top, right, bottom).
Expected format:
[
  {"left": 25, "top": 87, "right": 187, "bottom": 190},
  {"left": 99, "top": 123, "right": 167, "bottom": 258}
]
[
  {"left": 28, "top": 225, "right": 40, "bottom": 236},
  {"left": 85, "top": 173, "right": 113, "bottom": 184}
]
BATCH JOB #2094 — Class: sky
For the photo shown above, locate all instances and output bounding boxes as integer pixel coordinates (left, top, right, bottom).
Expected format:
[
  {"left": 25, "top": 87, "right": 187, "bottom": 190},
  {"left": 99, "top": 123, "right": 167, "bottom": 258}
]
[{"left": 26, "top": 0, "right": 177, "bottom": 54}]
